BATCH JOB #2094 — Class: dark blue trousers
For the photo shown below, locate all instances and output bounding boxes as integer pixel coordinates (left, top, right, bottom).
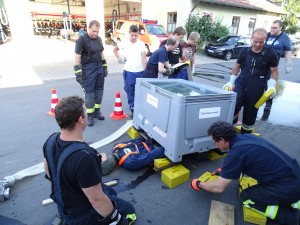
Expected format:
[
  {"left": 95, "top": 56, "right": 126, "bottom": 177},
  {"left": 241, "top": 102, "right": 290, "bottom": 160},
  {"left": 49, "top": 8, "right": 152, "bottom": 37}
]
[{"left": 123, "top": 70, "right": 143, "bottom": 111}]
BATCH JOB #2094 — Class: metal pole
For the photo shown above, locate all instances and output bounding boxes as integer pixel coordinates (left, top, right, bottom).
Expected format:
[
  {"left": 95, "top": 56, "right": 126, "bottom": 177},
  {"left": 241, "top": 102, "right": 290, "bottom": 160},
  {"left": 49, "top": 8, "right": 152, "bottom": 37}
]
[
  {"left": 66, "top": 0, "right": 72, "bottom": 30},
  {"left": 118, "top": 0, "right": 120, "bottom": 19}
]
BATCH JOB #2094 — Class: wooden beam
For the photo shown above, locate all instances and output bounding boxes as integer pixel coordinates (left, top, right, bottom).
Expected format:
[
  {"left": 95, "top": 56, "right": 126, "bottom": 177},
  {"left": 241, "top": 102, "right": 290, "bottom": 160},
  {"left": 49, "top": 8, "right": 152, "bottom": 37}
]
[{"left": 208, "top": 200, "right": 234, "bottom": 225}]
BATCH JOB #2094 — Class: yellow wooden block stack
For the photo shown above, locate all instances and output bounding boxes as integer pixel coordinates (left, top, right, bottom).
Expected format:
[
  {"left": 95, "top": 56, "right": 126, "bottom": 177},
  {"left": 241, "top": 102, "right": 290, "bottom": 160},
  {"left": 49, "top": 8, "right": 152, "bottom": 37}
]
[
  {"left": 239, "top": 176, "right": 258, "bottom": 193},
  {"left": 127, "top": 126, "right": 140, "bottom": 139},
  {"left": 154, "top": 158, "right": 171, "bottom": 169},
  {"left": 208, "top": 151, "right": 227, "bottom": 161},
  {"left": 161, "top": 164, "right": 190, "bottom": 188},
  {"left": 198, "top": 171, "right": 219, "bottom": 182}
]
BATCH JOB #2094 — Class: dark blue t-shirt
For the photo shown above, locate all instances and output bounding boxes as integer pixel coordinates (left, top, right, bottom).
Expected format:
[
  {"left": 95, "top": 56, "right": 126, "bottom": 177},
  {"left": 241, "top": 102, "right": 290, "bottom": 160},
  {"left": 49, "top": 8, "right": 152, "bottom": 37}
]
[
  {"left": 221, "top": 134, "right": 294, "bottom": 183},
  {"left": 147, "top": 45, "right": 168, "bottom": 65},
  {"left": 265, "top": 32, "right": 291, "bottom": 58}
]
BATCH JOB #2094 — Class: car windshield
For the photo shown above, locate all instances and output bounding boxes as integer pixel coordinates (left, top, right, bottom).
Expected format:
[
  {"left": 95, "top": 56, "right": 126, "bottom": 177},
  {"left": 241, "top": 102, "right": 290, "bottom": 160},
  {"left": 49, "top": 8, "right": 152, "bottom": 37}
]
[
  {"left": 146, "top": 25, "right": 167, "bottom": 35},
  {"left": 216, "top": 36, "right": 240, "bottom": 45}
]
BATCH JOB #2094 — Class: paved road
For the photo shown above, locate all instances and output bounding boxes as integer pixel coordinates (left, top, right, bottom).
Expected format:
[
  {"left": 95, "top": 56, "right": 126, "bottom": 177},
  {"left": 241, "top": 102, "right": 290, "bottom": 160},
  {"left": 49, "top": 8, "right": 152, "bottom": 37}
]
[{"left": 0, "top": 37, "right": 299, "bottom": 225}]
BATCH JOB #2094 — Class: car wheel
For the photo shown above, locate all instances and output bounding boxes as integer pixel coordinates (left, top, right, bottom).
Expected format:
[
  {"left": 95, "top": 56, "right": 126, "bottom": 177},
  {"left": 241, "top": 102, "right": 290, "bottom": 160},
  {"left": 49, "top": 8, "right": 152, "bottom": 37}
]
[{"left": 224, "top": 51, "right": 232, "bottom": 61}]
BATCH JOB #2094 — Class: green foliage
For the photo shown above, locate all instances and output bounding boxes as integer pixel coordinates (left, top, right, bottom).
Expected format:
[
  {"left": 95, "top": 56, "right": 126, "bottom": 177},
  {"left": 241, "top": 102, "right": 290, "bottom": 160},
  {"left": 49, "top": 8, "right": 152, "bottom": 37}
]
[
  {"left": 185, "top": 14, "right": 229, "bottom": 49},
  {"left": 282, "top": 0, "right": 300, "bottom": 34}
]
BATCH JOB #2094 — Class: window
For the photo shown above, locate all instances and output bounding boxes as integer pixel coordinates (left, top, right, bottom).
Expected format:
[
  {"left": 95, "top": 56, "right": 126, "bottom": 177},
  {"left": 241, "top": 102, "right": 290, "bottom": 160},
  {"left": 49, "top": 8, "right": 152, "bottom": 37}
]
[
  {"left": 248, "top": 18, "right": 256, "bottom": 35},
  {"left": 230, "top": 16, "right": 240, "bottom": 34},
  {"left": 167, "top": 12, "right": 177, "bottom": 33}
]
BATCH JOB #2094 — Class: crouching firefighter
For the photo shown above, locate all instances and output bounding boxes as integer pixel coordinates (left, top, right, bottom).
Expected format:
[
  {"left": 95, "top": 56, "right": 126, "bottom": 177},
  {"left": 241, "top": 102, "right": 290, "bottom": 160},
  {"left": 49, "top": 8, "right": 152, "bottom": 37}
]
[
  {"left": 223, "top": 28, "right": 279, "bottom": 133},
  {"left": 43, "top": 96, "right": 137, "bottom": 225},
  {"left": 190, "top": 121, "right": 300, "bottom": 225}
]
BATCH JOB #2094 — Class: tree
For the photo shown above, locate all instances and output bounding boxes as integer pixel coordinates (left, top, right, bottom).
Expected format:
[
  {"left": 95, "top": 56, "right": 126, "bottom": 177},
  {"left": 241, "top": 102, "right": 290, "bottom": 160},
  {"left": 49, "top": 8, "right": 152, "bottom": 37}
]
[
  {"left": 185, "top": 14, "right": 229, "bottom": 50},
  {"left": 281, "top": 0, "right": 300, "bottom": 34}
]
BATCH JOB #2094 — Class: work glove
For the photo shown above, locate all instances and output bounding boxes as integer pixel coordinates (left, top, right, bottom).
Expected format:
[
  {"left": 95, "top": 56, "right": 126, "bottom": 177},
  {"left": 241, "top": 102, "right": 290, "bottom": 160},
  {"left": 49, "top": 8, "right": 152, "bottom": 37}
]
[
  {"left": 102, "top": 59, "right": 108, "bottom": 77},
  {"left": 74, "top": 64, "right": 83, "bottom": 85},
  {"left": 118, "top": 56, "right": 126, "bottom": 64},
  {"left": 285, "top": 60, "right": 292, "bottom": 74},
  {"left": 267, "top": 78, "right": 277, "bottom": 99},
  {"left": 190, "top": 179, "right": 202, "bottom": 191},
  {"left": 223, "top": 75, "right": 236, "bottom": 91},
  {"left": 163, "top": 67, "right": 175, "bottom": 76},
  {"left": 97, "top": 201, "right": 128, "bottom": 225},
  {"left": 211, "top": 168, "right": 222, "bottom": 176}
]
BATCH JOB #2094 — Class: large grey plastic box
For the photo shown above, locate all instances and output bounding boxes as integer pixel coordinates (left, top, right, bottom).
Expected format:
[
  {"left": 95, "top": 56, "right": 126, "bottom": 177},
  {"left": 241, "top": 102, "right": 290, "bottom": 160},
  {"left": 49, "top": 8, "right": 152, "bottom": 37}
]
[{"left": 133, "top": 78, "right": 236, "bottom": 162}]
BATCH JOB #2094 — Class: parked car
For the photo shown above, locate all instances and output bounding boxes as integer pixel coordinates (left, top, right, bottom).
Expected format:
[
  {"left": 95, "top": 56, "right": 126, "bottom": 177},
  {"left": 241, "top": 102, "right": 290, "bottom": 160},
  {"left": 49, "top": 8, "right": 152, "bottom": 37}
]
[
  {"left": 204, "top": 35, "right": 251, "bottom": 60},
  {"left": 291, "top": 38, "right": 300, "bottom": 57}
]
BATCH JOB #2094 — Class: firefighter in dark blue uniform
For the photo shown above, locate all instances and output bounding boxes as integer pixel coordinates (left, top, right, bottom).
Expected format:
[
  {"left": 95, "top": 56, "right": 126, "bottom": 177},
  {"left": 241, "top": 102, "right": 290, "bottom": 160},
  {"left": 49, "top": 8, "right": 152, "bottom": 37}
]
[
  {"left": 74, "top": 20, "right": 108, "bottom": 127},
  {"left": 223, "top": 28, "right": 279, "bottom": 133},
  {"left": 43, "top": 96, "right": 136, "bottom": 225},
  {"left": 191, "top": 121, "right": 300, "bottom": 225},
  {"left": 262, "top": 20, "right": 293, "bottom": 120},
  {"left": 142, "top": 36, "right": 178, "bottom": 78}
]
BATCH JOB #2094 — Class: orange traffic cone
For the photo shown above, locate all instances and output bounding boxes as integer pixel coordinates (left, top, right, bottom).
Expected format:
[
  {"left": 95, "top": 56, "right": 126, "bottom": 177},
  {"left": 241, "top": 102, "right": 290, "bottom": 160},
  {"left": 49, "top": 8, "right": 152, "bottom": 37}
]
[
  {"left": 48, "top": 88, "right": 59, "bottom": 117},
  {"left": 110, "top": 90, "right": 127, "bottom": 120}
]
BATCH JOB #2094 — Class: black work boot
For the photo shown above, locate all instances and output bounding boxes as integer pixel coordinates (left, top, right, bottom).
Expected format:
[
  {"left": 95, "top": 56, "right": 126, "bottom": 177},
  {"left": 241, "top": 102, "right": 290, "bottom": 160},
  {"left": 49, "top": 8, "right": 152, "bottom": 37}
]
[
  {"left": 87, "top": 113, "right": 94, "bottom": 126},
  {"left": 241, "top": 127, "right": 253, "bottom": 134},
  {"left": 93, "top": 108, "right": 105, "bottom": 120},
  {"left": 261, "top": 100, "right": 272, "bottom": 121}
]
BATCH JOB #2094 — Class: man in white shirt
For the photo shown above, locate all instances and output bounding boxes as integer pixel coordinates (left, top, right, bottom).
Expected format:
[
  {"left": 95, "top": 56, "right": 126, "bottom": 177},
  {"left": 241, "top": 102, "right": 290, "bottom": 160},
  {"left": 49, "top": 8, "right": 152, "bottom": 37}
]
[{"left": 113, "top": 25, "right": 147, "bottom": 117}]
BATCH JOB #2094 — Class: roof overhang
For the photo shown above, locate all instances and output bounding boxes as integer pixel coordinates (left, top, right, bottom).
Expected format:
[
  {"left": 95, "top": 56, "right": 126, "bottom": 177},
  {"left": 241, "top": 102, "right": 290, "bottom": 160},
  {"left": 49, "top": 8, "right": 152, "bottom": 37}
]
[{"left": 199, "top": 0, "right": 288, "bottom": 15}]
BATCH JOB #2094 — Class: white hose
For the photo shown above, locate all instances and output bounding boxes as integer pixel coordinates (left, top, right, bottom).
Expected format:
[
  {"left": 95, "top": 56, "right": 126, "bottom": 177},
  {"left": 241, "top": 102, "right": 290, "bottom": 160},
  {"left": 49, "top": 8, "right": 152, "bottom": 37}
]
[{"left": 4, "top": 121, "right": 133, "bottom": 183}]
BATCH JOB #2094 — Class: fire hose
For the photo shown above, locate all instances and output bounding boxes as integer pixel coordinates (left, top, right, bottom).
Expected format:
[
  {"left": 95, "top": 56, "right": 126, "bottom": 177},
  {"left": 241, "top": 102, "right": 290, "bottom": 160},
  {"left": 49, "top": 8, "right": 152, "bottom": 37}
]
[{"left": 0, "top": 120, "right": 133, "bottom": 202}]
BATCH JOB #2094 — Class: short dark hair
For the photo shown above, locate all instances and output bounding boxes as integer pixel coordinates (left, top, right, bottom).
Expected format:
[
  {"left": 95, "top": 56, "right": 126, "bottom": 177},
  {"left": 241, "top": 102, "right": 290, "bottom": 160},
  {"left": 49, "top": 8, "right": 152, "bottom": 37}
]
[
  {"left": 207, "top": 121, "right": 236, "bottom": 142},
  {"left": 55, "top": 96, "right": 85, "bottom": 131},
  {"left": 129, "top": 24, "right": 139, "bottom": 33},
  {"left": 273, "top": 20, "right": 283, "bottom": 28},
  {"left": 166, "top": 36, "right": 178, "bottom": 46},
  {"left": 173, "top": 26, "right": 186, "bottom": 36},
  {"left": 89, "top": 20, "right": 100, "bottom": 29}
]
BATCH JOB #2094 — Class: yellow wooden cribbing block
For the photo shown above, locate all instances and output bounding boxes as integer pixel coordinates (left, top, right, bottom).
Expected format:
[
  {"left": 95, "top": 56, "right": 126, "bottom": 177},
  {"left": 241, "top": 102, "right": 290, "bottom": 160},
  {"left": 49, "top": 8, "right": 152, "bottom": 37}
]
[
  {"left": 255, "top": 88, "right": 275, "bottom": 109},
  {"left": 243, "top": 207, "right": 267, "bottom": 225},
  {"left": 127, "top": 126, "right": 140, "bottom": 139},
  {"left": 239, "top": 176, "right": 258, "bottom": 193},
  {"left": 208, "top": 151, "right": 227, "bottom": 161},
  {"left": 198, "top": 171, "right": 219, "bottom": 182},
  {"left": 161, "top": 164, "right": 190, "bottom": 188},
  {"left": 154, "top": 158, "right": 171, "bottom": 169},
  {"left": 235, "top": 125, "right": 242, "bottom": 133}
]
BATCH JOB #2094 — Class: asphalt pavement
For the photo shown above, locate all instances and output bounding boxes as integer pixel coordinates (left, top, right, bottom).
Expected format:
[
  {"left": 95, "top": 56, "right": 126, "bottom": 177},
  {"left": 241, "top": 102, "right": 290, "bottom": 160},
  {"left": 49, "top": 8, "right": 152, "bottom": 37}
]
[{"left": 0, "top": 36, "right": 300, "bottom": 225}]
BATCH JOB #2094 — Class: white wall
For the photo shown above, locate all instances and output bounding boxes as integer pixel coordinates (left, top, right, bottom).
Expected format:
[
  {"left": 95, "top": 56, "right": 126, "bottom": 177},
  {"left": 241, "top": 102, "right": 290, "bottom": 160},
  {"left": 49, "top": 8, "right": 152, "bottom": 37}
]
[
  {"left": 194, "top": 3, "right": 280, "bottom": 35},
  {"left": 142, "top": 0, "right": 193, "bottom": 32}
]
